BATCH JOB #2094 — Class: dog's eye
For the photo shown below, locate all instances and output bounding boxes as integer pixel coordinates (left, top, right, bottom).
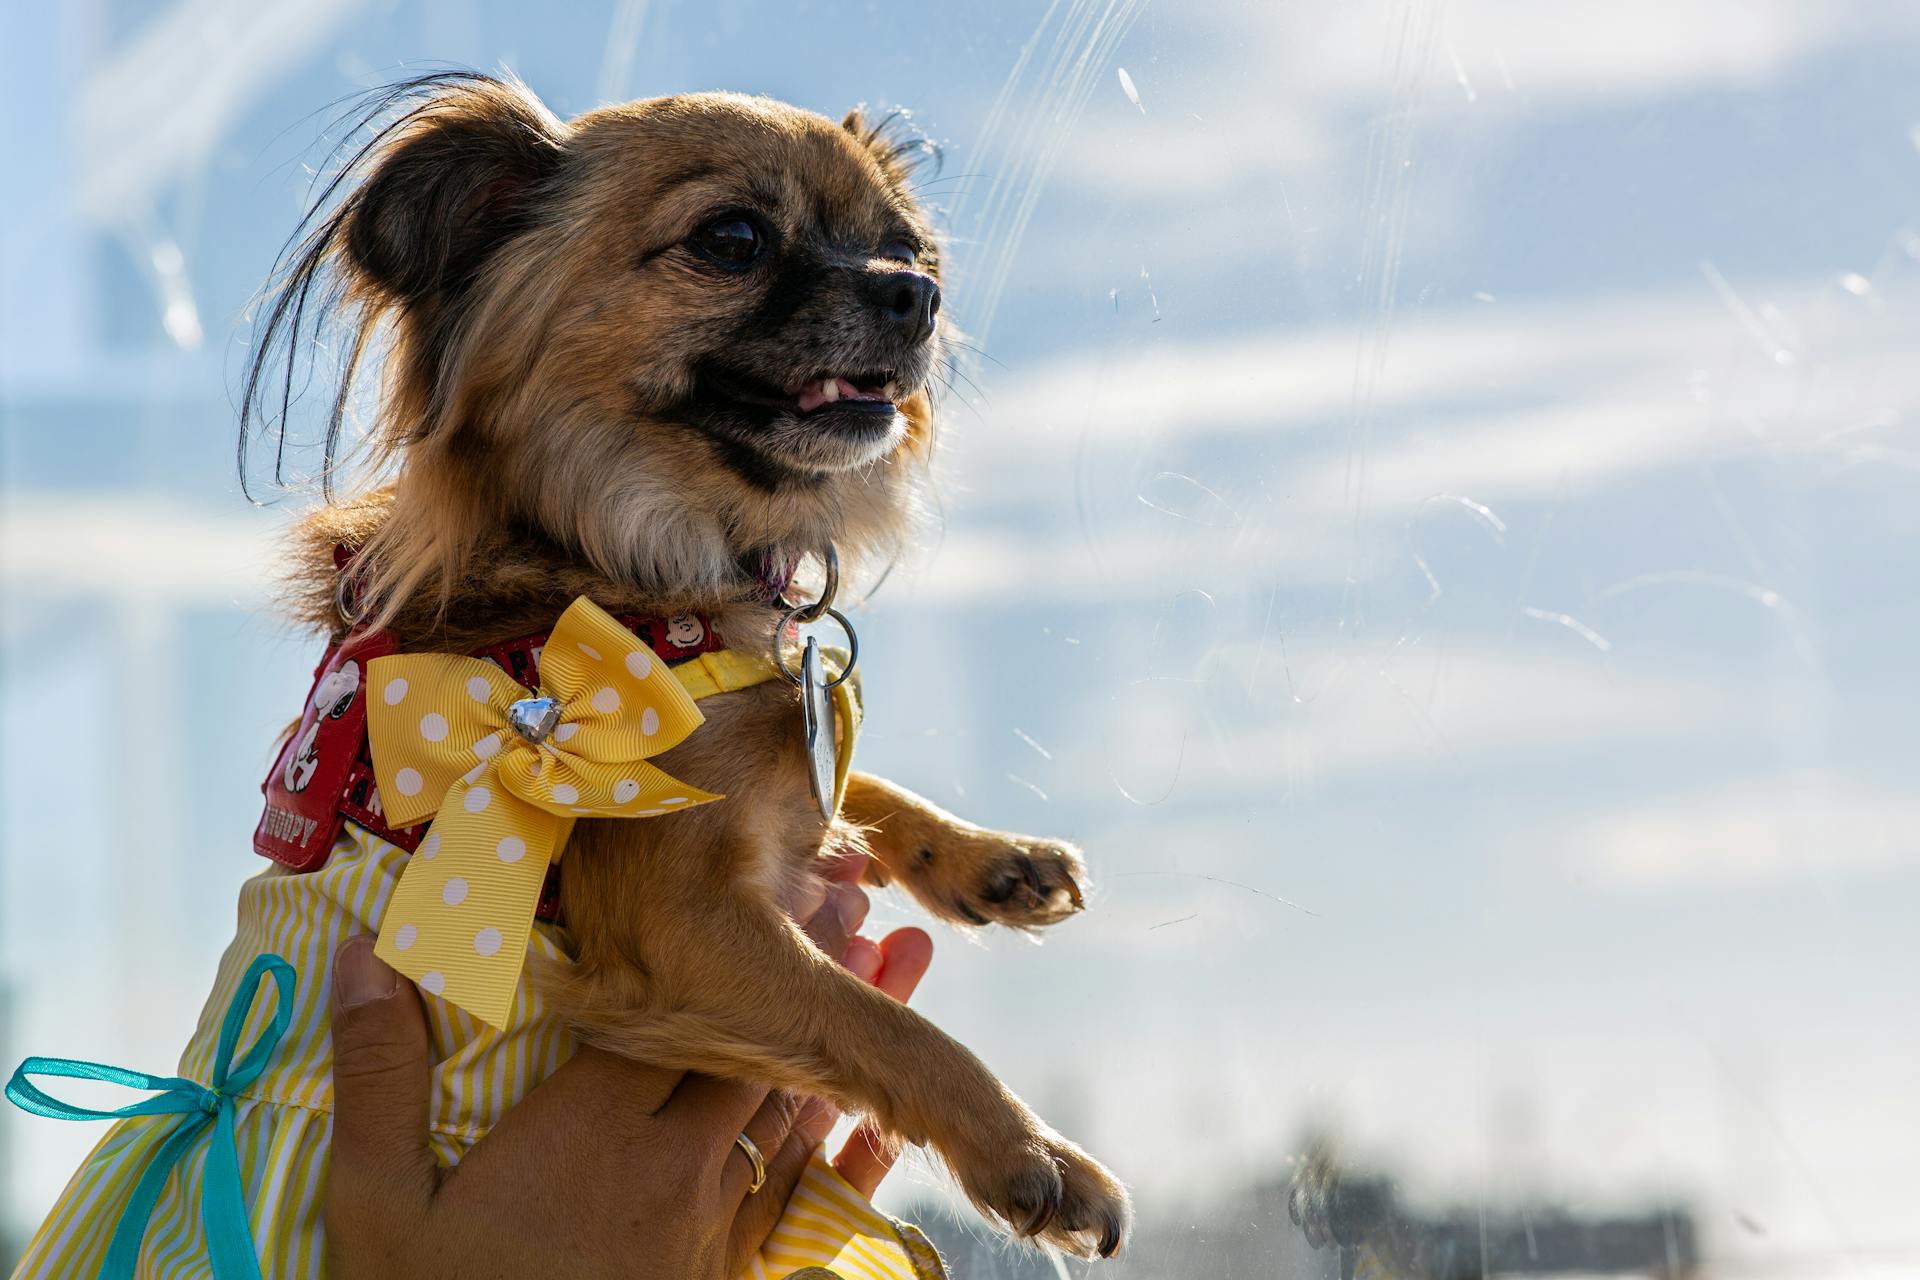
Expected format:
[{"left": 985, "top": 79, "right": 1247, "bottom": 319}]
[
  {"left": 879, "top": 238, "right": 918, "bottom": 266},
  {"left": 691, "top": 216, "right": 765, "bottom": 268}
]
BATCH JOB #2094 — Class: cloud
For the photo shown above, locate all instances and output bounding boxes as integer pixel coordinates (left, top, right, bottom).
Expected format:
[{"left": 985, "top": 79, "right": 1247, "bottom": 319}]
[
  {"left": 914, "top": 271, "right": 1920, "bottom": 604},
  {"left": 1567, "top": 771, "right": 1920, "bottom": 889},
  {"left": 1281, "top": 0, "right": 1897, "bottom": 103},
  {"left": 77, "top": 0, "right": 369, "bottom": 222},
  {"left": 1091, "top": 646, "right": 1752, "bottom": 804},
  {"left": 1, "top": 495, "right": 281, "bottom": 605},
  {"left": 954, "top": 277, "right": 1913, "bottom": 460},
  {"left": 1043, "top": 0, "right": 1917, "bottom": 202}
]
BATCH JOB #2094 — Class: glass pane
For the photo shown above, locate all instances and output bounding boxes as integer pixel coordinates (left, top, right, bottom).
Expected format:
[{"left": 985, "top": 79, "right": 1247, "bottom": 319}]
[{"left": 6, "top": 1, "right": 1917, "bottom": 1274}]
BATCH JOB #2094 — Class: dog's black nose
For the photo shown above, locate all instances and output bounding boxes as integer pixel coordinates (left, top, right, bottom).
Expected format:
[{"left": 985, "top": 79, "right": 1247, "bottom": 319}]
[{"left": 863, "top": 270, "right": 941, "bottom": 345}]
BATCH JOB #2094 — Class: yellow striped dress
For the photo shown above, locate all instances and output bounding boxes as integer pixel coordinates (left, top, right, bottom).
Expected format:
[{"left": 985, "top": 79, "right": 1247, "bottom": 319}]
[{"left": 9, "top": 822, "right": 946, "bottom": 1280}]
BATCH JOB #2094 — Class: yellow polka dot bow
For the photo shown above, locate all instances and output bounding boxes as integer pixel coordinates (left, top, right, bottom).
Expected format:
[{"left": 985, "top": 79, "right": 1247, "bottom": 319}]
[{"left": 365, "top": 597, "right": 722, "bottom": 1028}]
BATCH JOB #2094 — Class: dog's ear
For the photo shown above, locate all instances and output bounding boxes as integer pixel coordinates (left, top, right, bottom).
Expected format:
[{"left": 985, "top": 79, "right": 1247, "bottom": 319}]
[
  {"left": 840, "top": 105, "right": 936, "bottom": 187},
  {"left": 344, "top": 77, "right": 569, "bottom": 304}
]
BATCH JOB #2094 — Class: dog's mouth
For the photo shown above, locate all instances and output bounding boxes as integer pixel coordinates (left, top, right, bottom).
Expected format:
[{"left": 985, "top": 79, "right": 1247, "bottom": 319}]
[
  {"left": 697, "top": 365, "right": 900, "bottom": 420},
  {"left": 787, "top": 373, "right": 898, "bottom": 414},
  {"left": 680, "top": 359, "right": 914, "bottom": 481}
]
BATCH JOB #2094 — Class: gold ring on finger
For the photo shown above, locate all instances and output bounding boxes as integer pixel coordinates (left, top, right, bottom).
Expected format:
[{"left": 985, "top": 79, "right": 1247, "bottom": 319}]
[{"left": 733, "top": 1131, "right": 768, "bottom": 1194}]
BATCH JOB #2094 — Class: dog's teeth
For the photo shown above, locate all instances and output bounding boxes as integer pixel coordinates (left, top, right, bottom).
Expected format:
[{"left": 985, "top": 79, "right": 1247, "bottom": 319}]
[{"left": 820, "top": 378, "right": 841, "bottom": 403}]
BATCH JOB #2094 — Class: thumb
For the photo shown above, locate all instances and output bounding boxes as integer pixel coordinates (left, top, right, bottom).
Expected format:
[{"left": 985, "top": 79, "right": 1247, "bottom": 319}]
[{"left": 327, "top": 936, "right": 436, "bottom": 1236}]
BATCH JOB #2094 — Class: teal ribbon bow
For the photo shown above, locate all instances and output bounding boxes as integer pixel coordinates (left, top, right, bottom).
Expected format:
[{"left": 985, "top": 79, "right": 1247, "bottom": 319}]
[{"left": 6, "top": 952, "right": 296, "bottom": 1280}]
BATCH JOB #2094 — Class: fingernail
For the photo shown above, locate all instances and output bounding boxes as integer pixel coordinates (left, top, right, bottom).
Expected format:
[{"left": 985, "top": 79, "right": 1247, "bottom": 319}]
[
  {"left": 335, "top": 936, "right": 398, "bottom": 1009},
  {"left": 842, "top": 936, "right": 883, "bottom": 983},
  {"left": 788, "top": 877, "right": 829, "bottom": 923},
  {"left": 827, "top": 852, "right": 872, "bottom": 885},
  {"left": 832, "top": 884, "right": 869, "bottom": 936},
  {"left": 797, "top": 1098, "right": 839, "bottom": 1145}
]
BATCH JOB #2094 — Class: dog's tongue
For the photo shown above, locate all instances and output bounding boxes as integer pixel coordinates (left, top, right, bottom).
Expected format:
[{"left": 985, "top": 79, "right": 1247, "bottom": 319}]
[{"left": 790, "top": 377, "right": 891, "bottom": 412}]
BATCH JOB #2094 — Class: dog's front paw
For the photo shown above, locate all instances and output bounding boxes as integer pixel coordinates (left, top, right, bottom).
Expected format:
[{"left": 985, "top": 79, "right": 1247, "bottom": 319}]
[
  {"left": 941, "top": 835, "right": 1086, "bottom": 929},
  {"left": 954, "top": 1126, "right": 1131, "bottom": 1258}
]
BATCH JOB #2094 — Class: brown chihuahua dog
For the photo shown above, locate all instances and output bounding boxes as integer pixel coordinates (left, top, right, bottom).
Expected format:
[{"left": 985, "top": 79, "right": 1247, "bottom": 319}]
[{"left": 249, "top": 73, "right": 1130, "bottom": 1258}]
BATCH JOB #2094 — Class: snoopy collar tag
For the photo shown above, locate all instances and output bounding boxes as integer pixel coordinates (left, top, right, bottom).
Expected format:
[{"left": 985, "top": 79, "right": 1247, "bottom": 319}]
[
  {"left": 255, "top": 628, "right": 398, "bottom": 872},
  {"left": 800, "top": 637, "right": 836, "bottom": 821}
]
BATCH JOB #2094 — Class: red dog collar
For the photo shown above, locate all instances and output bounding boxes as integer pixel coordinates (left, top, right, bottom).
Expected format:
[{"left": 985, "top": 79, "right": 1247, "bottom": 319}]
[{"left": 254, "top": 609, "right": 731, "bottom": 922}]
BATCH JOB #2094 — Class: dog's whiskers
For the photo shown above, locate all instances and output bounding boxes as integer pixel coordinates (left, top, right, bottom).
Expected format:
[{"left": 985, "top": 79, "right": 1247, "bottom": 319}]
[
  {"left": 945, "top": 338, "right": 1008, "bottom": 371},
  {"left": 939, "top": 354, "right": 992, "bottom": 406}
]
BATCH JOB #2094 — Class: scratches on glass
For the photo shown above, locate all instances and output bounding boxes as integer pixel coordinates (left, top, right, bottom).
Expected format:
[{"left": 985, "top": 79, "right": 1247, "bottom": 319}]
[
  {"left": 1012, "top": 728, "right": 1055, "bottom": 760},
  {"left": 949, "top": 0, "right": 1149, "bottom": 347},
  {"left": 1409, "top": 493, "right": 1507, "bottom": 602},
  {"left": 1444, "top": 40, "right": 1478, "bottom": 104},
  {"left": 1588, "top": 569, "right": 1819, "bottom": 666},
  {"left": 1114, "top": 870, "right": 1319, "bottom": 918},
  {"left": 1105, "top": 699, "right": 1187, "bottom": 807},
  {"left": 1345, "top": 0, "right": 1444, "bottom": 515},
  {"left": 1005, "top": 772, "right": 1051, "bottom": 803},
  {"left": 1420, "top": 494, "right": 1507, "bottom": 539},
  {"left": 1518, "top": 606, "right": 1613, "bottom": 654},
  {"left": 1136, "top": 471, "right": 1238, "bottom": 528},
  {"left": 1699, "top": 259, "right": 1803, "bottom": 368},
  {"left": 596, "top": 0, "right": 651, "bottom": 105}
]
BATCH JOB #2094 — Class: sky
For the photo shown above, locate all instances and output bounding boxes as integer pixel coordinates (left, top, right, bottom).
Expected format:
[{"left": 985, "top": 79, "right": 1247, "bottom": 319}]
[{"left": 4, "top": 0, "right": 1920, "bottom": 1271}]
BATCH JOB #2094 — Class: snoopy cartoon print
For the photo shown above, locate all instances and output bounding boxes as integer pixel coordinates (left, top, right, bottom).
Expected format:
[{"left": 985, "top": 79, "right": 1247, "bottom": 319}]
[
  {"left": 283, "top": 723, "right": 322, "bottom": 793},
  {"left": 664, "top": 614, "right": 705, "bottom": 648},
  {"left": 313, "top": 658, "right": 361, "bottom": 719}
]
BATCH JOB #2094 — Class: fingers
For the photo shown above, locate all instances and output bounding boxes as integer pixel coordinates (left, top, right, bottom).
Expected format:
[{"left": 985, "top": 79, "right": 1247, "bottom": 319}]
[
  {"left": 551, "top": 1043, "right": 690, "bottom": 1121},
  {"left": 725, "top": 1100, "right": 838, "bottom": 1275},
  {"left": 718, "top": 1089, "right": 811, "bottom": 1202},
  {"left": 660, "top": 1068, "right": 772, "bottom": 1151},
  {"left": 821, "top": 849, "right": 872, "bottom": 885},
  {"left": 326, "top": 937, "right": 437, "bottom": 1235},
  {"left": 799, "top": 880, "right": 869, "bottom": 962},
  {"left": 781, "top": 853, "right": 868, "bottom": 923},
  {"left": 832, "top": 1121, "right": 899, "bottom": 1200},
  {"left": 871, "top": 927, "right": 932, "bottom": 1002},
  {"left": 842, "top": 935, "right": 884, "bottom": 983}
]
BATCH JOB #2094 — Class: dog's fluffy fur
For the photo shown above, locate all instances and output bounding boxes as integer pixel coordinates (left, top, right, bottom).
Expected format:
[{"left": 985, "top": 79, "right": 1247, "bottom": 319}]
[{"left": 248, "top": 74, "right": 1130, "bottom": 1257}]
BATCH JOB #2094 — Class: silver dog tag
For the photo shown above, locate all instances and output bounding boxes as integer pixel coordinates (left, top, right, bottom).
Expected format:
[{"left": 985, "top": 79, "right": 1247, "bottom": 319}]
[{"left": 800, "top": 637, "right": 836, "bottom": 819}]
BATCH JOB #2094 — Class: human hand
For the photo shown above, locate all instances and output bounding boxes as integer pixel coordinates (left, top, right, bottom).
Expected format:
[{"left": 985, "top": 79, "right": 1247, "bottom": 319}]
[{"left": 325, "top": 863, "right": 932, "bottom": 1280}]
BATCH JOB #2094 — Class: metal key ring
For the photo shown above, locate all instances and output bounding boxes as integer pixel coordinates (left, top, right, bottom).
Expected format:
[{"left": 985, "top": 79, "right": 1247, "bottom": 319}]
[
  {"left": 334, "top": 571, "right": 365, "bottom": 626},
  {"left": 790, "top": 545, "right": 840, "bottom": 625},
  {"left": 773, "top": 605, "right": 859, "bottom": 689}
]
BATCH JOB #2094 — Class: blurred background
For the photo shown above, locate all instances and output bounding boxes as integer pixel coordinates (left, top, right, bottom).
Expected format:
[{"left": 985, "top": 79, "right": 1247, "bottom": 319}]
[{"left": 5, "top": 0, "right": 1919, "bottom": 1276}]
